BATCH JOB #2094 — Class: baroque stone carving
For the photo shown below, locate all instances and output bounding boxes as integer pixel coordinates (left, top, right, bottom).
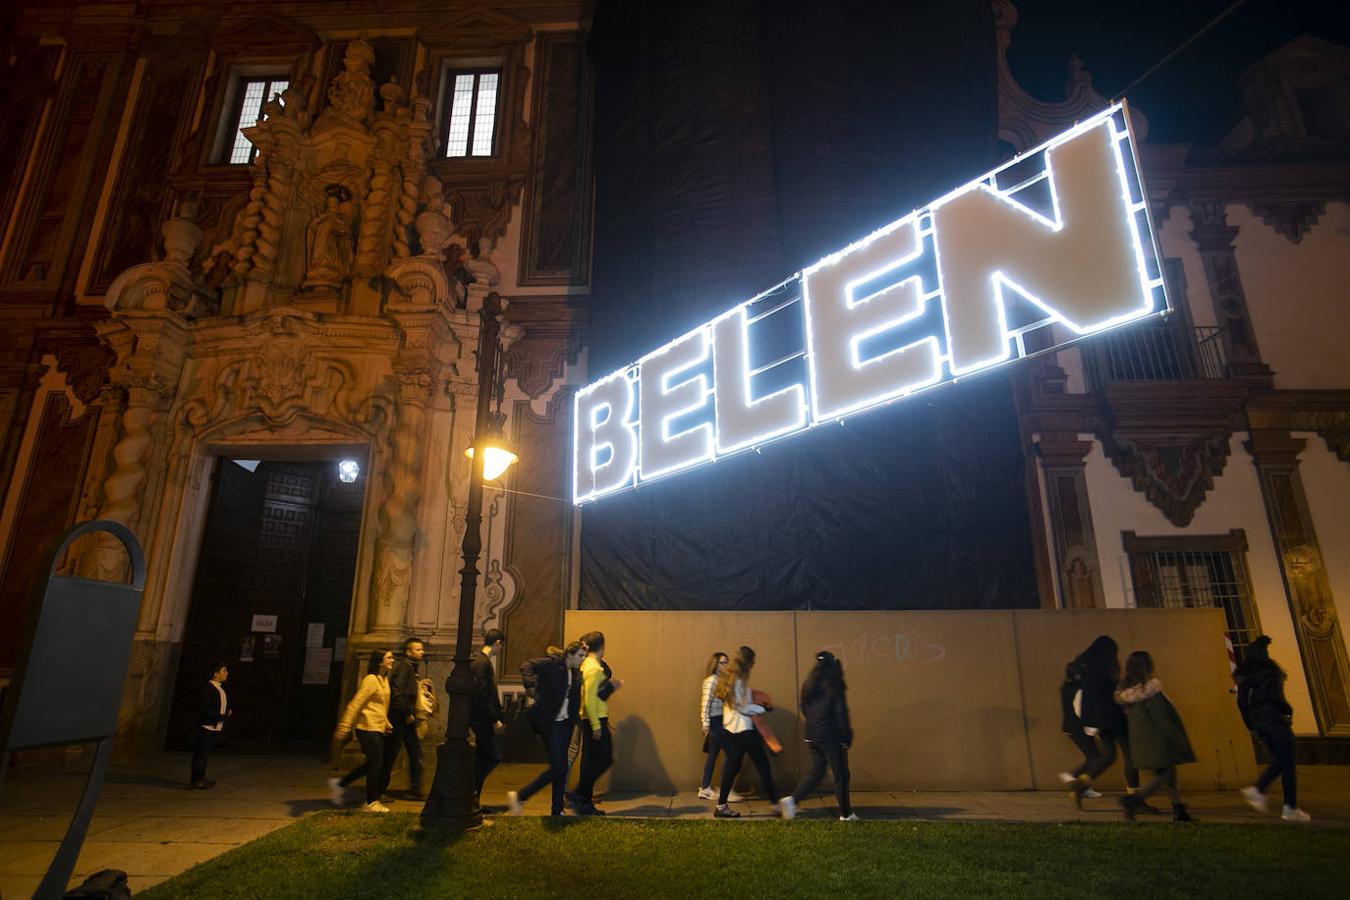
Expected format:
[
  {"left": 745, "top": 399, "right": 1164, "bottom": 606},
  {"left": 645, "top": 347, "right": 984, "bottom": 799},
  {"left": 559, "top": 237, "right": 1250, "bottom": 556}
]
[
  {"left": 302, "top": 184, "right": 356, "bottom": 289},
  {"left": 1248, "top": 200, "right": 1326, "bottom": 244},
  {"left": 326, "top": 37, "right": 376, "bottom": 124},
  {"left": 105, "top": 201, "right": 217, "bottom": 318},
  {"left": 1101, "top": 433, "right": 1232, "bottom": 527}
]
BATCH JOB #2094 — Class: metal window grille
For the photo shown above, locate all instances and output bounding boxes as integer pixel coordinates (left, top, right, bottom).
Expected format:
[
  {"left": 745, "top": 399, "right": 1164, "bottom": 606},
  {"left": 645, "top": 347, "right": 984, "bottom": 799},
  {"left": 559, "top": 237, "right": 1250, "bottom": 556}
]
[
  {"left": 1131, "top": 543, "right": 1261, "bottom": 656},
  {"left": 228, "top": 77, "right": 289, "bottom": 164},
  {"left": 443, "top": 70, "right": 500, "bottom": 158}
]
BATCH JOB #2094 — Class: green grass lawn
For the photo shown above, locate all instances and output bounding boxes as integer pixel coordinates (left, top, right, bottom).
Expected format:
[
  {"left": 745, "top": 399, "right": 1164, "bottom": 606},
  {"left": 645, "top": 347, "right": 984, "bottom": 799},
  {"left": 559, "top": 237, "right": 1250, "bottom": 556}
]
[{"left": 141, "top": 812, "right": 1349, "bottom": 899}]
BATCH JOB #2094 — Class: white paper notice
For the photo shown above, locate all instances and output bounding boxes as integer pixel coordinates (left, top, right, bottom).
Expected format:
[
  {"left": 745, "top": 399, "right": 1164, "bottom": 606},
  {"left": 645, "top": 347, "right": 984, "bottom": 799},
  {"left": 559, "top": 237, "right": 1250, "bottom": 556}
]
[
  {"left": 334, "top": 637, "right": 347, "bottom": 660},
  {"left": 302, "top": 648, "right": 333, "bottom": 684},
  {"left": 250, "top": 614, "right": 278, "bottom": 633},
  {"left": 306, "top": 622, "right": 325, "bottom": 647}
]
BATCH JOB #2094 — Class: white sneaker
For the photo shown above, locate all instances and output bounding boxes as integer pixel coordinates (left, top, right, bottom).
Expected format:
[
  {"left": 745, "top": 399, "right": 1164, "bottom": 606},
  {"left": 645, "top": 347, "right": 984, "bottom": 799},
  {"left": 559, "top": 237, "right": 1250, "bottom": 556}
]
[
  {"left": 1282, "top": 806, "right": 1311, "bottom": 823},
  {"left": 1057, "top": 772, "right": 1076, "bottom": 784},
  {"left": 697, "top": 787, "right": 716, "bottom": 800},
  {"left": 1082, "top": 788, "right": 1102, "bottom": 799},
  {"left": 726, "top": 791, "right": 745, "bottom": 803},
  {"left": 839, "top": 813, "right": 861, "bottom": 822},
  {"left": 327, "top": 777, "right": 345, "bottom": 806},
  {"left": 1240, "top": 786, "right": 1268, "bottom": 813},
  {"left": 507, "top": 790, "right": 523, "bottom": 815},
  {"left": 779, "top": 796, "right": 797, "bottom": 820},
  {"left": 362, "top": 801, "right": 390, "bottom": 813}
]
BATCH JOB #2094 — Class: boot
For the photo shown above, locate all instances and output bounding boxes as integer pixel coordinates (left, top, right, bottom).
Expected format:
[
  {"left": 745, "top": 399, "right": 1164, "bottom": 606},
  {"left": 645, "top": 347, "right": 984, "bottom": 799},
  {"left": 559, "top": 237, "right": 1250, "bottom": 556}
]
[
  {"left": 1120, "top": 795, "right": 1141, "bottom": 821},
  {"left": 1069, "top": 776, "right": 1090, "bottom": 810},
  {"left": 1171, "top": 803, "right": 1194, "bottom": 822}
]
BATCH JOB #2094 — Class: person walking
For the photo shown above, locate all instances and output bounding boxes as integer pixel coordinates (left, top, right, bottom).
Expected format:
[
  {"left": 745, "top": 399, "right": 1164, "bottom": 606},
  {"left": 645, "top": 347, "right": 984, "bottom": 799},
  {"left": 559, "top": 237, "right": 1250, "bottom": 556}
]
[
  {"left": 1057, "top": 651, "right": 1104, "bottom": 801},
  {"left": 190, "top": 662, "right": 231, "bottom": 789},
  {"left": 713, "top": 646, "right": 779, "bottom": 819},
  {"left": 382, "top": 637, "right": 426, "bottom": 799},
  {"left": 1114, "top": 650, "right": 1196, "bottom": 822},
  {"left": 509, "top": 641, "right": 586, "bottom": 816},
  {"left": 1064, "top": 635, "right": 1150, "bottom": 810},
  {"left": 1235, "top": 635, "right": 1311, "bottom": 823},
  {"left": 330, "top": 649, "right": 395, "bottom": 813},
  {"left": 570, "top": 631, "right": 620, "bottom": 815},
  {"left": 697, "top": 651, "right": 733, "bottom": 801},
  {"left": 780, "top": 651, "right": 856, "bottom": 821},
  {"left": 470, "top": 628, "right": 506, "bottom": 796}
]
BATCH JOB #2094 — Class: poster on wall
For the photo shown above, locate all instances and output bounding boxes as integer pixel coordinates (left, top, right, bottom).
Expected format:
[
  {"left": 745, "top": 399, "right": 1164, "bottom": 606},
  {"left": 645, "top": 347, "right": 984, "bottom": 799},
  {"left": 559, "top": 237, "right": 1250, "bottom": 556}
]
[
  {"left": 262, "top": 634, "right": 282, "bottom": 659},
  {"left": 306, "top": 623, "right": 325, "bottom": 648},
  {"left": 302, "top": 648, "right": 333, "bottom": 684},
  {"left": 334, "top": 637, "right": 346, "bottom": 660},
  {"left": 240, "top": 636, "right": 255, "bottom": 663},
  {"left": 250, "top": 614, "right": 278, "bottom": 633}
]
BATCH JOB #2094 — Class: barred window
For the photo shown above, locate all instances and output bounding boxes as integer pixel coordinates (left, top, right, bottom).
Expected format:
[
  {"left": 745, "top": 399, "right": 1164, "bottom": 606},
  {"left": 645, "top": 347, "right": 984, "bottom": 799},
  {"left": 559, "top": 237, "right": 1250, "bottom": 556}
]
[
  {"left": 442, "top": 69, "right": 500, "bottom": 158},
  {"left": 1123, "top": 530, "right": 1262, "bottom": 657},
  {"left": 225, "top": 76, "right": 289, "bottom": 164}
]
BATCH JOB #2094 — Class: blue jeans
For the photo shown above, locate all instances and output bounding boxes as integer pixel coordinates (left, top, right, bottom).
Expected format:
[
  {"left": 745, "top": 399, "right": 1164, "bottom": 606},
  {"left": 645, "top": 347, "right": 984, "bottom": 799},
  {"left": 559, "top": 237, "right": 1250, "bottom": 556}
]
[
  {"left": 1254, "top": 722, "right": 1297, "bottom": 808},
  {"left": 518, "top": 719, "right": 572, "bottom": 814},
  {"left": 701, "top": 717, "right": 726, "bottom": 788}
]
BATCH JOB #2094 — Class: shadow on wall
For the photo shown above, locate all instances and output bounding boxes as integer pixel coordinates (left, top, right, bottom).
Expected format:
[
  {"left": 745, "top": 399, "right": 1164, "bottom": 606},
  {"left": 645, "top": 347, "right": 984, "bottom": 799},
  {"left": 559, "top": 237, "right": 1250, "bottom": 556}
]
[{"left": 610, "top": 716, "right": 672, "bottom": 793}]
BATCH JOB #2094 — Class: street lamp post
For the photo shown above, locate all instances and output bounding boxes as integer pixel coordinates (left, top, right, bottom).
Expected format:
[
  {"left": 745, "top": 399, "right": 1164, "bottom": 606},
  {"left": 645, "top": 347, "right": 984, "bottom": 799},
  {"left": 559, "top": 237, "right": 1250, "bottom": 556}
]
[{"left": 421, "top": 291, "right": 514, "bottom": 829}]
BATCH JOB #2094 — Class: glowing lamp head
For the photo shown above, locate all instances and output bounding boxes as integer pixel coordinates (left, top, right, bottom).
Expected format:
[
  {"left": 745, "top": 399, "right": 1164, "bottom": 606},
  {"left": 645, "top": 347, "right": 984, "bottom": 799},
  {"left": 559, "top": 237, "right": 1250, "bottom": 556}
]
[
  {"left": 465, "top": 441, "right": 519, "bottom": 481},
  {"left": 337, "top": 459, "right": 360, "bottom": 483}
]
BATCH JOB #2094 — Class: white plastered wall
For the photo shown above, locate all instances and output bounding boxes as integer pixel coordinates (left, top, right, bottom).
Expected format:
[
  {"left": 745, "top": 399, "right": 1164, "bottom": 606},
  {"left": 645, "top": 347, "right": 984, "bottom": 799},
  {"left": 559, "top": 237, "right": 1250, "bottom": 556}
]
[{"left": 1081, "top": 432, "right": 1319, "bottom": 734}]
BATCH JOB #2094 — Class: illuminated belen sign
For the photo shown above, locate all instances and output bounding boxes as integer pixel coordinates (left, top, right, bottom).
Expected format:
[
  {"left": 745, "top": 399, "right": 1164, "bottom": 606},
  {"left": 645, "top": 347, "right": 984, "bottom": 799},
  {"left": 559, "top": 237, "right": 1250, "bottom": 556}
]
[{"left": 574, "top": 104, "right": 1167, "bottom": 504}]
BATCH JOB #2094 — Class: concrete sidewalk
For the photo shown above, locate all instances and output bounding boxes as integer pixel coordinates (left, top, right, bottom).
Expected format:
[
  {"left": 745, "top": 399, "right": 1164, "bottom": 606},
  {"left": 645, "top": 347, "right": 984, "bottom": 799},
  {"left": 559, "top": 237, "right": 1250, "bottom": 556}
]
[{"left": 2, "top": 753, "right": 1347, "bottom": 897}]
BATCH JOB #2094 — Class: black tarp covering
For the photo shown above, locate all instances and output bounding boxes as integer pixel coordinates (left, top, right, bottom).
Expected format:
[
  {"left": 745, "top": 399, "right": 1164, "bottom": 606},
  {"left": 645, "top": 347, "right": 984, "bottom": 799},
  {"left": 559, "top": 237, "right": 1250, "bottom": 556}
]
[{"left": 580, "top": 0, "right": 1039, "bottom": 611}]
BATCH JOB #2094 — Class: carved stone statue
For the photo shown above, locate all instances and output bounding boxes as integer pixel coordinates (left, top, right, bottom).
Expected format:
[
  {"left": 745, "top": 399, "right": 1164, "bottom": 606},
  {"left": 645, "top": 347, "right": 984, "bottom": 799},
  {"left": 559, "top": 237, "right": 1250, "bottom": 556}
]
[
  {"left": 327, "top": 37, "right": 375, "bottom": 123},
  {"left": 303, "top": 184, "right": 355, "bottom": 290}
]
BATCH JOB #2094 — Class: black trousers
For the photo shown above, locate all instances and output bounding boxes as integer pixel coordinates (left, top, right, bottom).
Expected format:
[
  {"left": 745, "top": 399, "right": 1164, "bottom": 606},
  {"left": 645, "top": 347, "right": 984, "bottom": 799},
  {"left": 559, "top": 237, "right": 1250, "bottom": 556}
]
[
  {"left": 791, "top": 741, "right": 852, "bottom": 816},
  {"left": 471, "top": 719, "right": 501, "bottom": 793},
  {"left": 519, "top": 719, "right": 572, "bottom": 814},
  {"left": 701, "top": 716, "right": 726, "bottom": 788},
  {"left": 190, "top": 728, "right": 219, "bottom": 782},
  {"left": 574, "top": 717, "right": 612, "bottom": 802},
  {"left": 382, "top": 715, "right": 424, "bottom": 792},
  {"left": 1065, "top": 731, "right": 1099, "bottom": 778},
  {"left": 1254, "top": 722, "right": 1297, "bottom": 808},
  {"left": 340, "top": 729, "right": 387, "bottom": 804},
  {"left": 1135, "top": 765, "right": 1182, "bottom": 804},
  {"left": 719, "top": 728, "right": 777, "bottom": 805},
  {"left": 1083, "top": 727, "right": 1140, "bottom": 789}
]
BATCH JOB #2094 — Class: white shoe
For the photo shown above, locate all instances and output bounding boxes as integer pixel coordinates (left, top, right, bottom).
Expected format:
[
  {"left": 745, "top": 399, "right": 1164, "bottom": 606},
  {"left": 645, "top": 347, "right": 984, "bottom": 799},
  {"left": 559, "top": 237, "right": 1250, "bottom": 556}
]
[
  {"left": 1057, "top": 772, "right": 1075, "bottom": 784},
  {"left": 1282, "top": 806, "right": 1311, "bottom": 823},
  {"left": 839, "top": 813, "right": 861, "bottom": 822},
  {"left": 1082, "top": 788, "right": 1102, "bottom": 799},
  {"left": 327, "top": 777, "right": 345, "bottom": 806},
  {"left": 507, "top": 790, "right": 523, "bottom": 815},
  {"left": 1240, "top": 786, "right": 1268, "bottom": 813},
  {"left": 362, "top": 801, "right": 390, "bottom": 813},
  {"left": 726, "top": 791, "right": 745, "bottom": 803},
  {"left": 697, "top": 787, "right": 716, "bottom": 800},
  {"left": 779, "top": 796, "right": 797, "bottom": 820}
]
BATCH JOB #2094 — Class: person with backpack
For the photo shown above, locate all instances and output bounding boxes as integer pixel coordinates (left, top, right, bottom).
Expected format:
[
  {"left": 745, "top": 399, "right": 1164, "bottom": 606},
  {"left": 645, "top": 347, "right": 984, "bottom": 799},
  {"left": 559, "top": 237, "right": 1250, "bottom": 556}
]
[
  {"left": 712, "top": 646, "right": 779, "bottom": 819},
  {"left": 569, "top": 630, "right": 622, "bottom": 815},
  {"left": 382, "top": 637, "right": 426, "bottom": 799},
  {"left": 1114, "top": 650, "right": 1196, "bottom": 822},
  {"left": 780, "top": 650, "right": 856, "bottom": 821},
  {"left": 508, "top": 641, "right": 586, "bottom": 816},
  {"left": 1235, "top": 635, "right": 1311, "bottom": 823},
  {"left": 470, "top": 628, "right": 506, "bottom": 796},
  {"left": 330, "top": 649, "right": 395, "bottom": 813}
]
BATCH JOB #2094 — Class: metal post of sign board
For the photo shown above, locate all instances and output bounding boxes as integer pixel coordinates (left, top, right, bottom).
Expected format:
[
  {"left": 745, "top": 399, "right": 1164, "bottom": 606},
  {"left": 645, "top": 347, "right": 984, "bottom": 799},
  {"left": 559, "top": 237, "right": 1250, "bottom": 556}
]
[{"left": 0, "top": 520, "right": 146, "bottom": 900}]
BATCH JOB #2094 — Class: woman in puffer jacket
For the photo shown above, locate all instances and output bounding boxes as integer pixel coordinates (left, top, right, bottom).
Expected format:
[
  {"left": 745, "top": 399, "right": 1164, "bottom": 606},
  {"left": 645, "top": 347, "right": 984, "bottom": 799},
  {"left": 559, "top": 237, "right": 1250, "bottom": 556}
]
[{"left": 1114, "top": 650, "right": 1197, "bottom": 822}]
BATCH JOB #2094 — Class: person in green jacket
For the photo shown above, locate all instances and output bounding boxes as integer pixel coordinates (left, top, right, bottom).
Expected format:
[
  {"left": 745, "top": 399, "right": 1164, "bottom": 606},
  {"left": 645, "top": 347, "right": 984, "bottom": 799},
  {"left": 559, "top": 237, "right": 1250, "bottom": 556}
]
[{"left": 1114, "top": 650, "right": 1197, "bottom": 822}]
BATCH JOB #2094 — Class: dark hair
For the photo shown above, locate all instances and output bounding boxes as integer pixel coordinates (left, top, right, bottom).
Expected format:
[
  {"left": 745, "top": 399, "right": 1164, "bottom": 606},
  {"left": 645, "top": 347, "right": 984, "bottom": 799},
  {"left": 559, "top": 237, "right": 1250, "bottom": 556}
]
[
  {"left": 1119, "top": 650, "right": 1154, "bottom": 690},
  {"left": 563, "top": 640, "right": 587, "bottom": 658},
  {"left": 367, "top": 649, "right": 390, "bottom": 675},
  {"left": 802, "top": 650, "right": 846, "bottom": 703},
  {"left": 210, "top": 662, "right": 229, "bottom": 677},
  {"left": 580, "top": 631, "right": 605, "bottom": 654},
  {"left": 483, "top": 628, "right": 505, "bottom": 647},
  {"left": 706, "top": 651, "right": 728, "bottom": 677},
  {"left": 1082, "top": 634, "right": 1121, "bottom": 681},
  {"left": 402, "top": 636, "right": 424, "bottom": 653}
]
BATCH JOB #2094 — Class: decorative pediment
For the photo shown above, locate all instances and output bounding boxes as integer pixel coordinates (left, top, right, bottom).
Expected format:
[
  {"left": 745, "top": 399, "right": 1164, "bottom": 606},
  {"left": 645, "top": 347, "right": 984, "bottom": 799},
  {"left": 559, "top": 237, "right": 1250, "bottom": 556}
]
[
  {"left": 1249, "top": 200, "right": 1326, "bottom": 244},
  {"left": 420, "top": 7, "right": 533, "bottom": 48},
  {"left": 208, "top": 14, "right": 321, "bottom": 54},
  {"left": 1102, "top": 433, "right": 1231, "bottom": 527}
]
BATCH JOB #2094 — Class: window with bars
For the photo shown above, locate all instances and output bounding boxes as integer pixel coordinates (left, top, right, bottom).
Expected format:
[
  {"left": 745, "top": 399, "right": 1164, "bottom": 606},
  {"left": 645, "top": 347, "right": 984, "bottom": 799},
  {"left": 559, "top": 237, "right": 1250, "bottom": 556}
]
[
  {"left": 1123, "top": 530, "right": 1262, "bottom": 657},
  {"left": 224, "top": 76, "right": 290, "bottom": 164},
  {"left": 442, "top": 69, "right": 500, "bottom": 158}
]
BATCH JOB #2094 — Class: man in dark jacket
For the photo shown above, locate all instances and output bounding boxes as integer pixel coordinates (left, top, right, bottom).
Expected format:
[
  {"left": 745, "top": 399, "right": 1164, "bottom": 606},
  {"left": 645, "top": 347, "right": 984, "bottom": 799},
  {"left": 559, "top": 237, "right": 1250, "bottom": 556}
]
[
  {"left": 382, "top": 637, "right": 426, "bottom": 798},
  {"left": 469, "top": 628, "right": 505, "bottom": 795},
  {"left": 509, "top": 642, "right": 585, "bottom": 816},
  {"left": 1235, "top": 635, "right": 1310, "bottom": 822},
  {"left": 781, "top": 651, "right": 855, "bottom": 820},
  {"left": 191, "top": 662, "right": 231, "bottom": 789}
]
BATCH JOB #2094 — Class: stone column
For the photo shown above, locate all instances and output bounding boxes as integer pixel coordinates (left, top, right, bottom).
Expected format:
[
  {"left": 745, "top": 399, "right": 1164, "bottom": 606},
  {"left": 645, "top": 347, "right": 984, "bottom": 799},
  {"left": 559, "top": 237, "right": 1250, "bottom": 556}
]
[
  {"left": 1246, "top": 429, "right": 1350, "bottom": 735},
  {"left": 1188, "top": 200, "right": 1272, "bottom": 383},
  {"left": 1035, "top": 433, "right": 1105, "bottom": 609}
]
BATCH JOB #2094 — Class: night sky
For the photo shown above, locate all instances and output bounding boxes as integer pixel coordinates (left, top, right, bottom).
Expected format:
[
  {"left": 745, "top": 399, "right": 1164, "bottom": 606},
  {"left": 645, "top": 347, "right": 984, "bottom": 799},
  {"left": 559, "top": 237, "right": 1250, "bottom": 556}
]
[{"left": 1006, "top": 0, "right": 1350, "bottom": 143}]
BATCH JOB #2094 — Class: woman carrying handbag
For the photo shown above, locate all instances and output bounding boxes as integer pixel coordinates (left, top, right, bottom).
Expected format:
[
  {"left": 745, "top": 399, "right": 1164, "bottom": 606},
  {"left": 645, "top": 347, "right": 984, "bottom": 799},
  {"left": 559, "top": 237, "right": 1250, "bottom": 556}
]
[{"left": 329, "top": 649, "right": 395, "bottom": 813}]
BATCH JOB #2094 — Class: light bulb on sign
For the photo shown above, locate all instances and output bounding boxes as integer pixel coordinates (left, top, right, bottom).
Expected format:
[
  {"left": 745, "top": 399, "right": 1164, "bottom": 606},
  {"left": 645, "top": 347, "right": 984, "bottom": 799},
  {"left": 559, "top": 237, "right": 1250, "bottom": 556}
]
[
  {"left": 465, "top": 444, "right": 519, "bottom": 481},
  {"left": 337, "top": 459, "right": 360, "bottom": 483}
]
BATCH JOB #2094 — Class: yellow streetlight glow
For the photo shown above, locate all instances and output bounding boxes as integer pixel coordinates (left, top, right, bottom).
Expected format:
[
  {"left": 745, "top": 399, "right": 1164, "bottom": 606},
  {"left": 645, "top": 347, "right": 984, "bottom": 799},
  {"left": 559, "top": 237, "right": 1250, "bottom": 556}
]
[{"left": 465, "top": 442, "right": 519, "bottom": 481}]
